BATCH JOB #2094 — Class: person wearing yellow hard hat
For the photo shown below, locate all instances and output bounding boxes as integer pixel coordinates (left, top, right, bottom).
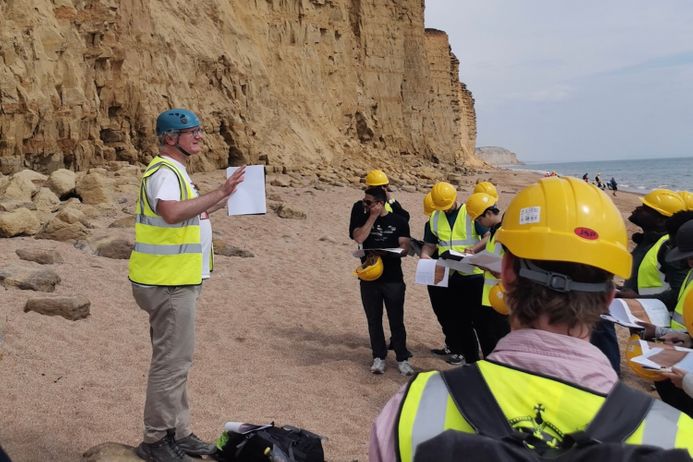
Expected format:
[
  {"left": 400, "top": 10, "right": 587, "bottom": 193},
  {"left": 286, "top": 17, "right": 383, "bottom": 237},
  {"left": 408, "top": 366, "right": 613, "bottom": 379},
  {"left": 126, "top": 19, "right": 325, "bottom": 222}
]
[
  {"left": 350, "top": 186, "right": 414, "bottom": 376},
  {"left": 350, "top": 170, "right": 410, "bottom": 235},
  {"left": 417, "top": 191, "right": 454, "bottom": 358},
  {"left": 473, "top": 180, "right": 499, "bottom": 199},
  {"left": 464, "top": 192, "right": 510, "bottom": 356},
  {"left": 652, "top": 218, "right": 693, "bottom": 415},
  {"left": 592, "top": 188, "right": 688, "bottom": 373},
  {"left": 421, "top": 182, "right": 484, "bottom": 366},
  {"left": 370, "top": 177, "right": 693, "bottom": 462}
]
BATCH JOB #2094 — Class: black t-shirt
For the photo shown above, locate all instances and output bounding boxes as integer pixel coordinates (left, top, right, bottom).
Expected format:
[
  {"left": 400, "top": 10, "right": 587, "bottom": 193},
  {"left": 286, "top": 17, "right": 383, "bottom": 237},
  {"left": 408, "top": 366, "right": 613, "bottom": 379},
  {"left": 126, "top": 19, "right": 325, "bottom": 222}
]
[
  {"left": 348, "top": 199, "right": 410, "bottom": 238},
  {"left": 352, "top": 212, "right": 410, "bottom": 282}
]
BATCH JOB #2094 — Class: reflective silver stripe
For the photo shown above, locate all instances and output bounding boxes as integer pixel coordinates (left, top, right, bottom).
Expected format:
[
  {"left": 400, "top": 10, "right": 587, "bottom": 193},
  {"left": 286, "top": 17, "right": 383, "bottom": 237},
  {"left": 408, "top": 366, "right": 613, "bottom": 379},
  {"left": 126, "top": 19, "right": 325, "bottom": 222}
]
[
  {"left": 134, "top": 243, "right": 202, "bottom": 255},
  {"left": 432, "top": 210, "right": 477, "bottom": 250},
  {"left": 484, "top": 278, "right": 497, "bottom": 286},
  {"left": 671, "top": 311, "right": 685, "bottom": 326},
  {"left": 136, "top": 215, "right": 200, "bottom": 228},
  {"left": 431, "top": 212, "right": 440, "bottom": 236},
  {"left": 639, "top": 285, "right": 669, "bottom": 295},
  {"left": 411, "top": 373, "right": 449, "bottom": 457},
  {"left": 140, "top": 161, "right": 191, "bottom": 213},
  {"left": 641, "top": 400, "right": 680, "bottom": 448}
]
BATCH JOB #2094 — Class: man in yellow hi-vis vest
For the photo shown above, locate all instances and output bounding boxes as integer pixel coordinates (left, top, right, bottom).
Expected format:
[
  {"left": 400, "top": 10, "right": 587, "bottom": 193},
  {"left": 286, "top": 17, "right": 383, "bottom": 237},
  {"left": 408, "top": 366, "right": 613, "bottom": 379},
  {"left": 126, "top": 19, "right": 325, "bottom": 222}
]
[
  {"left": 656, "top": 218, "right": 693, "bottom": 416},
  {"left": 421, "top": 182, "right": 483, "bottom": 365},
  {"left": 592, "top": 189, "right": 688, "bottom": 373},
  {"left": 464, "top": 192, "right": 509, "bottom": 356},
  {"left": 128, "top": 109, "right": 245, "bottom": 462},
  {"left": 369, "top": 177, "right": 693, "bottom": 462}
]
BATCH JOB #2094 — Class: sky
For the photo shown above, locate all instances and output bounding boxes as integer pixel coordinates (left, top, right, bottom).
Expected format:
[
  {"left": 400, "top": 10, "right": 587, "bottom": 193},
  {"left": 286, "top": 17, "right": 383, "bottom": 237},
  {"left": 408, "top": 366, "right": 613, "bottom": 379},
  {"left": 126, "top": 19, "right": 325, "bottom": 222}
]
[{"left": 424, "top": 1, "right": 693, "bottom": 163}]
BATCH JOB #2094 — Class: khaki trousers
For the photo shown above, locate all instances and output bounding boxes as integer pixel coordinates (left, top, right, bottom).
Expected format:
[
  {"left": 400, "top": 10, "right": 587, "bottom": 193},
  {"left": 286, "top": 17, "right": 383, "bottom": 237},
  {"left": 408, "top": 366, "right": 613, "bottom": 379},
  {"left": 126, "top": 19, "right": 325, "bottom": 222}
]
[{"left": 132, "top": 283, "right": 202, "bottom": 443}]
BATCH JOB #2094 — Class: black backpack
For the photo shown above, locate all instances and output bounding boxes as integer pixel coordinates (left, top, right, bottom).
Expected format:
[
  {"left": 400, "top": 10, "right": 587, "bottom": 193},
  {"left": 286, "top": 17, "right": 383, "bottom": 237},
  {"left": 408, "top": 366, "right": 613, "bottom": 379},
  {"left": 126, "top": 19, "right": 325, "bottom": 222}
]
[
  {"left": 213, "top": 422, "right": 324, "bottom": 462},
  {"left": 413, "top": 364, "right": 691, "bottom": 462}
]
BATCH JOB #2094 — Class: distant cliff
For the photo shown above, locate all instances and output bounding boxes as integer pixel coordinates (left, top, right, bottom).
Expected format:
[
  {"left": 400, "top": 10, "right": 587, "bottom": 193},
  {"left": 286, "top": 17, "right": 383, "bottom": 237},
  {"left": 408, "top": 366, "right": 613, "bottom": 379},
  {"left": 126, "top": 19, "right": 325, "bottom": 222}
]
[
  {"left": 0, "top": 1, "right": 480, "bottom": 175},
  {"left": 475, "top": 146, "right": 523, "bottom": 166}
]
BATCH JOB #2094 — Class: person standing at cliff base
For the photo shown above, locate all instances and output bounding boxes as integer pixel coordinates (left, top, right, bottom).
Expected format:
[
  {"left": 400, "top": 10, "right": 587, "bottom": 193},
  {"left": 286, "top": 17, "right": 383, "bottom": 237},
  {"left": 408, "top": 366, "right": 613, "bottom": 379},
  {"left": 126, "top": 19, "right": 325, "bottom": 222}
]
[
  {"left": 421, "top": 182, "right": 483, "bottom": 365},
  {"left": 350, "top": 186, "right": 413, "bottom": 376},
  {"left": 129, "top": 108, "right": 246, "bottom": 462}
]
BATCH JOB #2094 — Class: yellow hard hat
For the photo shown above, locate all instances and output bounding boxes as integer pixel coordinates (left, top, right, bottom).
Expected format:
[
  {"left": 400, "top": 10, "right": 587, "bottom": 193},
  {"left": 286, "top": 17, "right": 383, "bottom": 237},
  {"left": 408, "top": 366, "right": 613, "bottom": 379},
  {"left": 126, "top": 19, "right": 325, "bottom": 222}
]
[
  {"left": 465, "top": 193, "right": 498, "bottom": 221},
  {"left": 624, "top": 334, "right": 665, "bottom": 381},
  {"left": 423, "top": 192, "right": 435, "bottom": 216},
  {"left": 473, "top": 181, "right": 499, "bottom": 199},
  {"left": 678, "top": 191, "right": 693, "bottom": 211},
  {"left": 431, "top": 182, "right": 457, "bottom": 211},
  {"left": 354, "top": 255, "right": 383, "bottom": 281},
  {"left": 489, "top": 283, "right": 510, "bottom": 315},
  {"left": 365, "top": 169, "right": 389, "bottom": 187},
  {"left": 640, "top": 188, "right": 686, "bottom": 217},
  {"left": 495, "top": 176, "right": 632, "bottom": 278}
]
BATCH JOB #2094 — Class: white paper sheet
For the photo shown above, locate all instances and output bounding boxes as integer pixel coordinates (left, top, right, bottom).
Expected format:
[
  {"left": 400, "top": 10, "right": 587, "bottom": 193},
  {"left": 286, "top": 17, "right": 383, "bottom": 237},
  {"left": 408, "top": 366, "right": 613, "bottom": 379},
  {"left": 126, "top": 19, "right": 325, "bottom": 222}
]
[
  {"left": 601, "top": 298, "right": 671, "bottom": 328},
  {"left": 463, "top": 250, "right": 503, "bottom": 273},
  {"left": 226, "top": 165, "right": 266, "bottom": 216},
  {"left": 352, "top": 248, "right": 406, "bottom": 258},
  {"left": 440, "top": 250, "right": 502, "bottom": 274},
  {"left": 630, "top": 344, "right": 693, "bottom": 373},
  {"left": 415, "top": 259, "right": 449, "bottom": 287}
]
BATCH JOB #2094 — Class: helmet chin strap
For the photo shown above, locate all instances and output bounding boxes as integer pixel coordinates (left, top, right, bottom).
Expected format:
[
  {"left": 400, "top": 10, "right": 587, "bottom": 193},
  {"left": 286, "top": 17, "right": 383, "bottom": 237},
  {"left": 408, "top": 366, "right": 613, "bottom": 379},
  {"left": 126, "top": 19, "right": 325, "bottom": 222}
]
[{"left": 174, "top": 133, "right": 193, "bottom": 157}]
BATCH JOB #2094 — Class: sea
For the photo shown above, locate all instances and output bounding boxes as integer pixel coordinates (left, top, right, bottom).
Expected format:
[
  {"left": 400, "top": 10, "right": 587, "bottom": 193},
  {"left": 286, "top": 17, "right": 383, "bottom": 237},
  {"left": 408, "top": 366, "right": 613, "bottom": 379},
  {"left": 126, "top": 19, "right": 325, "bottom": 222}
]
[{"left": 507, "top": 157, "right": 693, "bottom": 194}]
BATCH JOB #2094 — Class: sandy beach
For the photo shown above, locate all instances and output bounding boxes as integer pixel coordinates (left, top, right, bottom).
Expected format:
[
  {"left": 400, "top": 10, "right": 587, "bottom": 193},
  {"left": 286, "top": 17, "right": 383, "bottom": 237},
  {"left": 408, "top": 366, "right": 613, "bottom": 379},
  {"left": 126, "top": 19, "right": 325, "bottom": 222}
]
[{"left": 0, "top": 168, "right": 648, "bottom": 461}]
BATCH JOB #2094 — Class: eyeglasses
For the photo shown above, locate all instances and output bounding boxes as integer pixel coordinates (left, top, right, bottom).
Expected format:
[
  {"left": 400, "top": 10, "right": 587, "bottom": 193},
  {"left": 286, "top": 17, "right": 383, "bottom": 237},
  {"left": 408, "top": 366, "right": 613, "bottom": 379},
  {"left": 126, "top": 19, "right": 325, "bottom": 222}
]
[
  {"left": 179, "top": 127, "right": 204, "bottom": 136},
  {"left": 363, "top": 199, "right": 379, "bottom": 207}
]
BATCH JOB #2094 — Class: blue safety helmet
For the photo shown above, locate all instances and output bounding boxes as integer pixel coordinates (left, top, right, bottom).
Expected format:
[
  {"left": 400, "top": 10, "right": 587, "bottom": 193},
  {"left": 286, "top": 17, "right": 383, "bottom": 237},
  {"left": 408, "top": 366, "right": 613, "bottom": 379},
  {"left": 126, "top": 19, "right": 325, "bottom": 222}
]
[{"left": 155, "top": 108, "right": 200, "bottom": 136}]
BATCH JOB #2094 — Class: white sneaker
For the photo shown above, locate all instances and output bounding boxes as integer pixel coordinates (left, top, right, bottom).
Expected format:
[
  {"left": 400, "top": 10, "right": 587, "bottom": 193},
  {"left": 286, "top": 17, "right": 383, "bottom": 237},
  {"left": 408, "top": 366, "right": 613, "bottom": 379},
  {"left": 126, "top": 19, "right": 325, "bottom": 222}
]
[
  {"left": 398, "top": 360, "right": 415, "bottom": 376},
  {"left": 370, "top": 357, "right": 386, "bottom": 374}
]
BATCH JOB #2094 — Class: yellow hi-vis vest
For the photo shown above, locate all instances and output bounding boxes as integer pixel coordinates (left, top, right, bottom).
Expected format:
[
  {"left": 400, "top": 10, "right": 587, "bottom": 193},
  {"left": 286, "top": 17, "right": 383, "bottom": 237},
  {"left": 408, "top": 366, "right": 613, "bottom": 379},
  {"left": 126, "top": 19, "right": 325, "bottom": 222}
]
[
  {"left": 396, "top": 360, "right": 693, "bottom": 462},
  {"left": 671, "top": 268, "right": 693, "bottom": 331},
  {"left": 637, "top": 235, "right": 670, "bottom": 295},
  {"left": 482, "top": 232, "right": 503, "bottom": 306},
  {"left": 128, "top": 156, "right": 203, "bottom": 286},
  {"left": 385, "top": 202, "right": 393, "bottom": 213},
  {"left": 429, "top": 204, "right": 481, "bottom": 275}
]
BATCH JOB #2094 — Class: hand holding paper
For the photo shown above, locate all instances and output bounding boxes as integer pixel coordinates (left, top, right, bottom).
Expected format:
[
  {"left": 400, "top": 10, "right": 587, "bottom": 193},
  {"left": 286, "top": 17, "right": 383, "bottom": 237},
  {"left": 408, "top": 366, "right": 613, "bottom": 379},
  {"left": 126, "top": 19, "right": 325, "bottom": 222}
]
[{"left": 226, "top": 165, "right": 267, "bottom": 216}]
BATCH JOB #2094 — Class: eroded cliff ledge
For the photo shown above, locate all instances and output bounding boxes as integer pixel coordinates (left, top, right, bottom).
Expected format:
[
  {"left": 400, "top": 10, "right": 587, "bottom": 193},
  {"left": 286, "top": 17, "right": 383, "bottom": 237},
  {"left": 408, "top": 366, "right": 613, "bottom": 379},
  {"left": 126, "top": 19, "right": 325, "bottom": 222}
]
[{"left": 0, "top": 0, "right": 479, "bottom": 175}]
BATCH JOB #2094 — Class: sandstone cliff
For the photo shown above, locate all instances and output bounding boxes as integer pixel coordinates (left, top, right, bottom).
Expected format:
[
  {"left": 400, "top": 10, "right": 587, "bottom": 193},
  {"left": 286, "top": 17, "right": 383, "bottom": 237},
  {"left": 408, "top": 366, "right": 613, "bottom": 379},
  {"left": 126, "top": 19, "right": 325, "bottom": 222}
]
[
  {"left": 475, "top": 146, "right": 523, "bottom": 166},
  {"left": 0, "top": 0, "right": 478, "bottom": 175}
]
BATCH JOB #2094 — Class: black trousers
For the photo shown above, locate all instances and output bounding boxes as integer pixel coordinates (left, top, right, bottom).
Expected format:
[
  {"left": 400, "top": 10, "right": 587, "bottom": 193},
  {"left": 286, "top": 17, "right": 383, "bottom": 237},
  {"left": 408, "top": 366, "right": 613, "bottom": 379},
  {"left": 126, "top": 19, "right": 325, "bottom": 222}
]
[
  {"left": 590, "top": 318, "right": 621, "bottom": 373},
  {"left": 360, "top": 280, "right": 411, "bottom": 362},
  {"left": 476, "top": 306, "right": 510, "bottom": 357},
  {"left": 655, "top": 379, "right": 693, "bottom": 417},
  {"left": 432, "top": 273, "right": 484, "bottom": 362}
]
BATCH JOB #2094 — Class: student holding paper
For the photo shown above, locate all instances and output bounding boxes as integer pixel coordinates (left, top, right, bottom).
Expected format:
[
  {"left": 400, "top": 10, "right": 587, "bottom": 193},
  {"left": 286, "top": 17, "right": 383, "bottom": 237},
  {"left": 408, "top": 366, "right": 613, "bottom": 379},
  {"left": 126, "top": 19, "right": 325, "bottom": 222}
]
[
  {"left": 370, "top": 177, "right": 693, "bottom": 462},
  {"left": 128, "top": 108, "right": 246, "bottom": 461},
  {"left": 350, "top": 186, "right": 413, "bottom": 376},
  {"left": 421, "top": 182, "right": 483, "bottom": 366},
  {"left": 592, "top": 190, "right": 688, "bottom": 372},
  {"left": 464, "top": 192, "right": 509, "bottom": 356},
  {"left": 655, "top": 219, "right": 693, "bottom": 416}
]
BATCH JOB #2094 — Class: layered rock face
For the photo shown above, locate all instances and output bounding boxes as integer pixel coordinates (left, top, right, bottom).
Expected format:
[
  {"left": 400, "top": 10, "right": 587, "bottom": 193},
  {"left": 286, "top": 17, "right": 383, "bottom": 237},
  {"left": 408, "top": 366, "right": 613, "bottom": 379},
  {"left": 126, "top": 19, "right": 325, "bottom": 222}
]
[{"left": 0, "top": 0, "right": 477, "bottom": 175}]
